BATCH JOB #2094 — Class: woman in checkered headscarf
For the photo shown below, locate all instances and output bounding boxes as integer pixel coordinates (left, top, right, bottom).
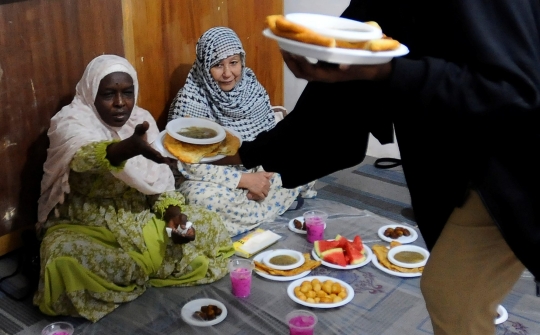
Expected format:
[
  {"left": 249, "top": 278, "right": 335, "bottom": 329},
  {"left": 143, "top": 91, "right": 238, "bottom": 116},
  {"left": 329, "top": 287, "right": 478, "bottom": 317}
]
[{"left": 168, "top": 27, "right": 316, "bottom": 237}]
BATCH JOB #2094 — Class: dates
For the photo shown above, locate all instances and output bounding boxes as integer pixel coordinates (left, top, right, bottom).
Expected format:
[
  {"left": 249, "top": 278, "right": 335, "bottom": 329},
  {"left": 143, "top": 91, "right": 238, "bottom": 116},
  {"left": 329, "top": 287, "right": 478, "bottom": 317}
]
[
  {"left": 293, "top": 219, "right": 306, "bottom": 231},
  {"left": 193, "top": 304, "right": 222, "bottom": 321},
  {"left": 384, "top": 226, "right": 411, "bottom": 239}
]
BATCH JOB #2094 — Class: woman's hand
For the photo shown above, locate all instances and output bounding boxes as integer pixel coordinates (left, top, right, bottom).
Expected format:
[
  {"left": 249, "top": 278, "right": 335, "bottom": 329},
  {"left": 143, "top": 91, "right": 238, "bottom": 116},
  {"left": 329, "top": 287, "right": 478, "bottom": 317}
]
[
  {"left": 281, "top": 50, "right": 392, "bottom": 83},
  {"left": 238, "top": 171, "right": 273, "bottom": 201},
  {"left": 106, "top": 121, "right": 177, "bottom": 166},
  {"left": 164, "top": 205, "right": 196, "bottom": 244}
]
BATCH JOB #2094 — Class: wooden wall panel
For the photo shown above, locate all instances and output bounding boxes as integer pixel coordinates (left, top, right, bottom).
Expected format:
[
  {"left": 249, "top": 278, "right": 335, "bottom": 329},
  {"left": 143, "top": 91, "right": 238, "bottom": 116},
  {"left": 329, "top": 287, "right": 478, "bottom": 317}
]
[
  {"left": 123, "top": 0, "right": 284, "bottom": 129},
  {"left": 0, "top": 0, "right": 125, "bottom": 253}
]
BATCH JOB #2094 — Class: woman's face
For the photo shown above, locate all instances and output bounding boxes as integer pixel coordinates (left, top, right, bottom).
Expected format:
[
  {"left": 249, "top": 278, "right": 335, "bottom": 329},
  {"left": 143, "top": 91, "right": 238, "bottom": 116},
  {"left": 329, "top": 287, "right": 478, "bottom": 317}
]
[
  {"left": 210, "top": 54, "right": 242, "bottom": 92},
  {"left": 94, "top": 72, "right": 135, "bottom": 127}
]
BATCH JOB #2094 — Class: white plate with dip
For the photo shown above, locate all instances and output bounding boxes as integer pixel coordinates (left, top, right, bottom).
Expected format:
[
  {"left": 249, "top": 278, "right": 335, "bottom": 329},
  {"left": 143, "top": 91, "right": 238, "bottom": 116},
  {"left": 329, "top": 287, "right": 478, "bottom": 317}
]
[
  {"left": 287, "top": 275, "right": 354, "bottom": 309},
  {"left": 263, "top": 28, "right": 409, "bottom": 65},
  {"left": 285, "top": 13, "right": 383, "bottom": 42},
  {"left": 263, "top": 249, "right": 305, "bottom": 270},
  {"left": 371, "top": 251, "right": 422, "bottom": 278},
  {"left": 253, "top": 250, "right": 311, "bottom": 282},
  {"left": 378, "top": 224, "right": 418, "bottom": 244},
  {"left": 387, "top": 245, "right": 429, "bottom": 268},
  {"left": 181, "top": 298, "right": 227, "bottom": 327}
]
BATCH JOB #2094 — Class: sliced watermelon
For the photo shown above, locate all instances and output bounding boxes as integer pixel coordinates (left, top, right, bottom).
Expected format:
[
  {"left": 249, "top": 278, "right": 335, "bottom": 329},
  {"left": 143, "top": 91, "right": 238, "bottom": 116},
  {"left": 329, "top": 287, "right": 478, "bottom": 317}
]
[
  {"left": 334, "top": 234, "right": 349, "bottom": 249},
  {"left": 314, "top": 240, "right": 341, "bottom": 257},
  {"left": 352, "top": 235, "right": 364, "bottom": 252},
  {"left": 344, "top": 241, "right": 366, "bottom": 265},
  {"left": 321, "top": 248, "right": 347, "bottom": 267}
]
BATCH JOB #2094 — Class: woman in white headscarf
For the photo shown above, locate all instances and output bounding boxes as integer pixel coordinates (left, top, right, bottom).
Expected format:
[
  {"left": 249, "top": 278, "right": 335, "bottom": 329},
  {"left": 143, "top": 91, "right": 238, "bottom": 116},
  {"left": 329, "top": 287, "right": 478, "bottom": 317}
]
[
  {"left": 33, "top": 55, "right": 234, "bottom": 322},
  {"left": 168, "top": 27, "right": 316, "bottom": 237}
]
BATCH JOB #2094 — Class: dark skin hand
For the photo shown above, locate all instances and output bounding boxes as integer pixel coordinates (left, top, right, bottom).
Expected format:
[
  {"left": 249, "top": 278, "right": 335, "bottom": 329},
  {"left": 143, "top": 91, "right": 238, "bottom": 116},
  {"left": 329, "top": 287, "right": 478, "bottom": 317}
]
[
  {"left": 106, "top": 121, "right": 177, "bottom": 168},
  {"left": 163, "top": 205, "right": 196, "bottom": 244},
  {"left": 280, "top": 50, "right": 393, "bottom": 83}
]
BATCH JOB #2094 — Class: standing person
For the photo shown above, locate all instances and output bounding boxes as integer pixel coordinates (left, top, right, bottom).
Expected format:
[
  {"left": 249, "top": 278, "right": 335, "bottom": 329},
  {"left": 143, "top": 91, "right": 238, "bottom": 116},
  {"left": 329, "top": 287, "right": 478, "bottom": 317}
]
[
  {"left": 168, "top": 27, "right": 316, "bottom": 237},
  {"left": 218, "top": 1, "right": 540, "bottom": 334},
  {"left": 34, "top": 55, "right": 234, "bottom": 322}
]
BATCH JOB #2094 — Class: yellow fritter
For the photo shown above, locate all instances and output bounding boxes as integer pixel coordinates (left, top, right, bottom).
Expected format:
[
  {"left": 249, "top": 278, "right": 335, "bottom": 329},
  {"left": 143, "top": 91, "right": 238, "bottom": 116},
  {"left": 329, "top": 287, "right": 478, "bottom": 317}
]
[{"left": 163, "top": 133, "right": 221, "bottom": 164}]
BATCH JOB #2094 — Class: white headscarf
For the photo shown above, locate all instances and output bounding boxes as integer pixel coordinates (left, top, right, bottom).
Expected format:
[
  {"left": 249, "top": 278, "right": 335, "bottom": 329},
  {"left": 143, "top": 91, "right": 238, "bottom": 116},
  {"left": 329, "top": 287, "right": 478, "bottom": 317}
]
[
  {"left": 37, "top": 55, "right": 174, "bottom": 224},
  {"left": 168, "top": 27, "right": 276, "bottom": 141}
]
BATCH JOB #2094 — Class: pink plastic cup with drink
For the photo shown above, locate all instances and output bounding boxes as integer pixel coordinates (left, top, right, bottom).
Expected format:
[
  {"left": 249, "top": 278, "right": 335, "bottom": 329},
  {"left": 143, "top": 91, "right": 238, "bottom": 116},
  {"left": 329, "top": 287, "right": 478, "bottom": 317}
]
[
  {"left": 228, "top": 258, "right": 254, "bottom": 298},
  {"left": 41, "top": 322, "right": 74, "bottom": 335},
  {"left": 286, "top": 310, "right": 318, "bottom": 335},
  {"left": 303, "top": 210, "right": 328, "bottom": 243}
]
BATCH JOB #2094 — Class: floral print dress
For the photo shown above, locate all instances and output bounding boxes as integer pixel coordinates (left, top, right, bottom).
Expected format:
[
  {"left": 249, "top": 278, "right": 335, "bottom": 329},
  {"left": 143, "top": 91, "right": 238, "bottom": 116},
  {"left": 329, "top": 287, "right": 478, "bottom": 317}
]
[
  {"left": 33, "top": 142, "right": 234, "bottom": 322},
  {"left": 177, "top": 162, "right": 317, "bottom": 237}
]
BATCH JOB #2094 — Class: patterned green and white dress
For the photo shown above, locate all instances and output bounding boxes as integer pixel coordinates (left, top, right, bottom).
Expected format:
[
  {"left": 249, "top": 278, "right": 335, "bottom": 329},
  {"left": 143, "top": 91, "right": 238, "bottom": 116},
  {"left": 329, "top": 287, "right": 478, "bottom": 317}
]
[{"left": 33, "top": 141, "right": 235, "bottom": 322}]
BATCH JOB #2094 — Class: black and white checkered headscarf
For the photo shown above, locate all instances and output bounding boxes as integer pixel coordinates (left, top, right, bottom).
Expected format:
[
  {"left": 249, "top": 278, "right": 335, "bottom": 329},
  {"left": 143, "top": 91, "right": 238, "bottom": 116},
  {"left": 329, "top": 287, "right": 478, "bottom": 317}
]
[{"left": 168, "top": 27, "right": 275, "bottom": 141}]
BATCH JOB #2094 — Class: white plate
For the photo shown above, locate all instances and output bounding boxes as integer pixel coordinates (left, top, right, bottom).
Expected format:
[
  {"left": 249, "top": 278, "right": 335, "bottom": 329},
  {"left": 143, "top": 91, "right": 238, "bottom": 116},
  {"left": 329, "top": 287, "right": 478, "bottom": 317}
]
[
  {"left": 166, "top": 117, "right": 226, "bottom": 144},
  {"left": 311, "top": 243, "right": 372, "bottom": 270},
  {"left": 377, "top": 224, "right": 418, "bottom": 244},
  {"left": 285, "top": 13, "right": 382, "bottom": 42},
  {"left": 253, "top": 250, "right": 311, "bottom": 281},
  {"left": 152, "top": 129, "right": 241, "bottom": 163},
  {"left": 262, "top": 249, "right": 305, "bottom": 270},
  {"left": 288, "top": 216, "right": 327, "bottom": 234},
  {"left": 387, "top": 245, "right": 429, "bottom": 268},
  {"left": 287, "top": 275, "right": 354, "bottom": 308},
  {"left": 495, "top": 305, "right": 508, "bottom": 325},
  {"left": 181, "top": 298, "right": 227, "bottom": 327},
  {"left": 263, "top": 28, "right": 409, "bottom": 65},
  {"left": 371, "top": 251, "right": 422, "bottom": 278}
]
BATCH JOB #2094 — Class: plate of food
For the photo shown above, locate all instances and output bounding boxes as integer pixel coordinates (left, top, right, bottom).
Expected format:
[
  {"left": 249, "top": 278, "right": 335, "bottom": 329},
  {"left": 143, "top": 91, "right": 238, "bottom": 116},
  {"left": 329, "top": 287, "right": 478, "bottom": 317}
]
[
  {"left": 253, "top": 250, "right": 319, "bottom": 282},
  {"left": 288, "top": 216, "right": 326, "bottom": 234},
  {"left": 311, "top": 242, "right": 372, "bottom": 270},
  {"left": 152, "top": 128, "right": 241, "bottom": 164},
  {"left": 181, "top": 298, "right": 227, "bottom": 327},
  {"left": 387, "top": 245, "right": 429, "bottom": 268},
  {"left": 495, "top": 305, "right": 508, "bottom": 325},
  {"left": 287, "top": 275, "right": 354, "bottom": 308},
  {"left": 371, "top": 243, "right": 423, "bottom": 278},
  {"left": 377, "top": 224, "right": 418, "bottom": 244},
  {"left": 285, "top": 13, "right": 383, "bottom": 42},
  {"left": 263, "top": 29, "right": 408, "bottom": 65}
]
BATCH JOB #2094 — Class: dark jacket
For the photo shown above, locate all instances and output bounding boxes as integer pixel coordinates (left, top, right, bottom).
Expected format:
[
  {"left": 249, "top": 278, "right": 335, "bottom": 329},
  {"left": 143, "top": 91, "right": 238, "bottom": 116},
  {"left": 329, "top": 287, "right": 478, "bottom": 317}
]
[{"left": 240, "top": 0, "right": 540, "bottom": 282}]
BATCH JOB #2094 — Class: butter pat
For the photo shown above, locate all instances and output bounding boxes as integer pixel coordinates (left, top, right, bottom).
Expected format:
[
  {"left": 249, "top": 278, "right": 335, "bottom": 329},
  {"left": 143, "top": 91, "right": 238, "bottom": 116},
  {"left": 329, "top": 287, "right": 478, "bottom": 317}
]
[{"left": 233, "top": 229, "right": 282, "bottom": 258}]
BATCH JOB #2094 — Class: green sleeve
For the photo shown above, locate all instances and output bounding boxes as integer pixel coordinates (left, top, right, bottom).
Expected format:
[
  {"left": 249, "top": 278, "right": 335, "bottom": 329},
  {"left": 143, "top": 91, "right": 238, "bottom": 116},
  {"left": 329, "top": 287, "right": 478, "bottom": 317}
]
[
  {"left": 151, "top": 191, "right": 186, "bottom": 219},
  {"left": 70, "top": 141, "right": 126, "bottom": 173}
]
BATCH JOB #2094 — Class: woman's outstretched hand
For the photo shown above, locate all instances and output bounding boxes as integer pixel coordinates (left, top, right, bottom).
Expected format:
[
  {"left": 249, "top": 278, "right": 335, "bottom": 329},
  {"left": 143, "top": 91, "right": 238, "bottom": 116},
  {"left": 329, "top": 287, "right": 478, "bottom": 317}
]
[
  {"left": 239, "top": 171, "right": 274, "bottom": 201},
  {"left": 164, "top": 205, "right": 196, "bottom": 244},
  {"left": 106, "top": 121, "right": 177, "bottom": 166}
]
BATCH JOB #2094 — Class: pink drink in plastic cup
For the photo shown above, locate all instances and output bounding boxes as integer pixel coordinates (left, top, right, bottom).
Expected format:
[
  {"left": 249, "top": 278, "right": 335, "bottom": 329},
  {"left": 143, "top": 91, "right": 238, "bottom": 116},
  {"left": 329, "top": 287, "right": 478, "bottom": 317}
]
[
  {"left": 286, "top": 310, "right": 318, "bottom": 335},
  {"left": 228, "top": 258, "right": 254, "bottom": 298},
  {"left": 304, "top": 210, "right": 328, "bottom": 243},
  {"left": 230, "top": 268, "right": 252, "bottom": 297}
]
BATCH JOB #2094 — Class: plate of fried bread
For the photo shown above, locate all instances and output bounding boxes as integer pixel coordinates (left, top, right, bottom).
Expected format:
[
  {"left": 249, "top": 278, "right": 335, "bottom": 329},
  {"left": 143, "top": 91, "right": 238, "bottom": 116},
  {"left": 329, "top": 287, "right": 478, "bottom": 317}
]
[
  {"left": 264, "top": 14, "right": 409, "bottom": 65},
  {"left": 152, "top": 128, "right": 241, "bottom": 164},
  {"left": 253, "top": 250, "right": 321, "bottom": 281},
  {"left": 371, "top": 241, "right": 423, "bottom": 278}
]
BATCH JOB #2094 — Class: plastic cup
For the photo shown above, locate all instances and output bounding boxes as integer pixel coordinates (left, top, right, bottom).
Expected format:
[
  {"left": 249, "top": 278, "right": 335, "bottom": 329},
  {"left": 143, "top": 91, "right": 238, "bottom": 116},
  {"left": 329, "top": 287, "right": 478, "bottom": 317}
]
[
  {"left": 303, "top": 210, "right": 328, "bottom": 243},
  {"left": 41, "top": 322, "right": 74, "bottom": 335},
  {"left": 286, "top": 310, "right": 318, "bottom": 335},
  {"left": 228, "top": 258, "right": 254, "bottom": 298}
]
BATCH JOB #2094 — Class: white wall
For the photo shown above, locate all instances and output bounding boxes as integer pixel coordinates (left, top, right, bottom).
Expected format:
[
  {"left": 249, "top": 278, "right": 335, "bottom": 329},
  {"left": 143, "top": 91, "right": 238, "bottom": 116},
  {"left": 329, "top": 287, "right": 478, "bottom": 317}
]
[{"left": 283, "top": 0, "right": 400, "bottom": 159}]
